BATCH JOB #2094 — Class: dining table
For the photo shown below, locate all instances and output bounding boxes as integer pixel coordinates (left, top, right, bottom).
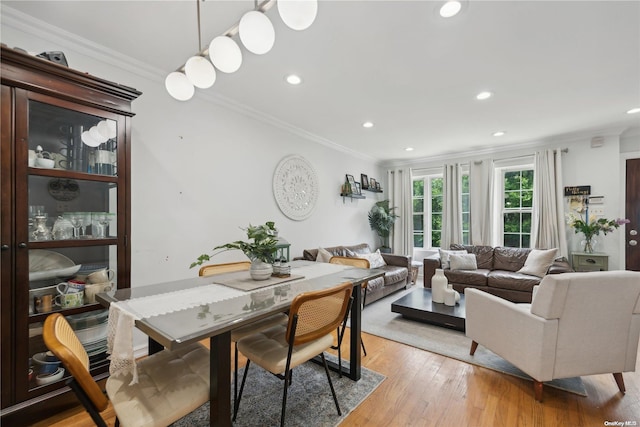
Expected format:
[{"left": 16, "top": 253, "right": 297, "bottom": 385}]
[{"left": 97, "top": 260, "right": 385, "bottom": 427}]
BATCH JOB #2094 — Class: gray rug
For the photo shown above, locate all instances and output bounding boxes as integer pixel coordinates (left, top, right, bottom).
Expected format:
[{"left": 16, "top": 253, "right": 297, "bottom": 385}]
[
  {"left": 358, "top": 287, "right": 587, "bottom": 396},
  {"left": 171, "top": 354, "right": 385, "bottom": 426}
]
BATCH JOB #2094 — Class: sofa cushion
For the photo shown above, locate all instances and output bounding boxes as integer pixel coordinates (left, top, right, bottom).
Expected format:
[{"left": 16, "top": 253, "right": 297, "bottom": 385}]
[
  {"left": 366, "top": 276, "right": 384, "bottom": 293},
  {"left": 345, "top": 243, "right": 373, "bottom": 255},
  {"left": 449, "top": 253, "right": 478, "bottom": 270},
  {"left": 493, "top": 247, "right": 531, "bottom": 272},
  {"left": 517, "top": 248, "right": 558, "bottom": 278},
  {"left": 357, "top": 250, "right": 387, "bottom": 268},
  {"left": 487, "top": 270, "right": 541, "bottom": 292},
  {"left": 439, "top": 249, "right": 467, "bottom": 269},
  {"left": 445, "top": 269, "right": 490, "bottom": 287},
  {"left": 450, "top": 244, "right": 494, "bottom": 269},
  {"left": 316, "top": 247, "right": 333, "bottom": 263}
]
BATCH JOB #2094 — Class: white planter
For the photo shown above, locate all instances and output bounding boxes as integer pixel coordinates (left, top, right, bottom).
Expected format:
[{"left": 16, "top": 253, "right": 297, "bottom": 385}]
[
  {"left": 431, "top": 268, "right": 448, "bottom": 303},
  {"left": 250, "top": 260, "right": 273, "bottom": 280}
]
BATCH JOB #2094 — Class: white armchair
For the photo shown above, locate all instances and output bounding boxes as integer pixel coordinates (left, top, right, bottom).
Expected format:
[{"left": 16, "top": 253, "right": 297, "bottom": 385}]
[{"left": 465, "top": 271, "right": 640, "bottom": 401}]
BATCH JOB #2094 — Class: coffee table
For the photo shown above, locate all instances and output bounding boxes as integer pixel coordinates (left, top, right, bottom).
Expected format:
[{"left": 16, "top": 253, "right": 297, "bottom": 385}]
[{"left": 391, "top": 288, "right": 466, "bottom": 331}]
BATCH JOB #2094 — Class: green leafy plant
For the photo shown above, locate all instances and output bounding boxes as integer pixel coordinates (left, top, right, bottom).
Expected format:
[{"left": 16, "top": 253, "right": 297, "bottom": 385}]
[
  {"left": 190, "top": 221, "right": 278, "bottom": 268},
  {"left": 368, "top": 200, "right": 399, "bottom": 250},
  {"left": 567, "top": 213, "right": 629, "bottom": 240}
]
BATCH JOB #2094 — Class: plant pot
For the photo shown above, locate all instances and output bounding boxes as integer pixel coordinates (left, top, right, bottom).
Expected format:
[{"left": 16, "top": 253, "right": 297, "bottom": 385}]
[{"left": 250, "top": 260, "right": 273, "bottom": 280}]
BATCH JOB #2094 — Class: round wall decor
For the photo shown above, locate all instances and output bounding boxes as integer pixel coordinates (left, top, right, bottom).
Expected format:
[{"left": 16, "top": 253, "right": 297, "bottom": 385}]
[{"left": 273, "top": 155, "right": 319, "bottom": 221}]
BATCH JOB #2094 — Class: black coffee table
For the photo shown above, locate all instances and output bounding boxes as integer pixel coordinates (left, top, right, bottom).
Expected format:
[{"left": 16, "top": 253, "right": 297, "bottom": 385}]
[{"left": 391, "top": 288, "right": 466, "bottom": 331}]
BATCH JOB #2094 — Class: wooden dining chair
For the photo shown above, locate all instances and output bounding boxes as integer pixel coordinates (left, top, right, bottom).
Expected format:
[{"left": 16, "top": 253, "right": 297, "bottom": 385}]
[
  {"left": 235, "top": 281, "right": 354, "bottom": 427},
  {"left": 199, "top": 260, "right": 288, "bottom": 416},
  {"left": 329, "top": 256, "right": 369, "bottom": 357},
  {"left": 43, "top": 313, "right": 210, "bottom": 427}
]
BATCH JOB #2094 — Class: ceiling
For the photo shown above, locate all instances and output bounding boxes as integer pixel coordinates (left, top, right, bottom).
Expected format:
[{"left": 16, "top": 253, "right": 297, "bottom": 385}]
[{"left": 3, "top": 0, "right": 640, "bottom": 163}]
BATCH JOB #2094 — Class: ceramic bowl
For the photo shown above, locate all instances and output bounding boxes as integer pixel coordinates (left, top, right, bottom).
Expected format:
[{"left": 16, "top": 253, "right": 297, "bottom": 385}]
[
  {"left": 35, "top": 367, "right": 65, "bottom": 386},
  {"left": 35, "top": 158, "right": 55, "bottom": 168},
  {"left": 32, "top": 351, "right": 61, "bottom": 374}
]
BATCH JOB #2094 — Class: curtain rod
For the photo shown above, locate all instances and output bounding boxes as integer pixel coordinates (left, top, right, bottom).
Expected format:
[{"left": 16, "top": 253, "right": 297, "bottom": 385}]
[{"left": 472, "top": 147, "right": 569, "bottom": 165}]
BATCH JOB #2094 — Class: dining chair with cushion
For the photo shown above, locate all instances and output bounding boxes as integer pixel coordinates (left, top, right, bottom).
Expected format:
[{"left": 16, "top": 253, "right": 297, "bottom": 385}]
[
  {"left": 329, "top": 255, "right": 369, "bottom": 357},
  {"left": 235, "top": 281, "right": 354, "bottom": 427},
  {"left": 43, "top": 312, "right": 210, "bottom": 427},
  {"left": 466, "top": 270, "right": 640, "bottom": 401},
  {"left": 199, "top": 260, "right": 289, "bottom": 415}
]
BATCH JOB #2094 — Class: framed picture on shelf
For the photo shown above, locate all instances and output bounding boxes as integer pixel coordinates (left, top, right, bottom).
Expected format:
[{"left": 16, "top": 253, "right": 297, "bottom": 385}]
[
  {"left": 361, "top": 174, "right": 369, "bottom": 189},
  {"left": 376, "top": 181, "right": 381, "bottom": 190},
  {"left": 353, "top": 182, "right": 362, "bottom": 195},
  {"left": 370, "top": 178, "right": 376, "bottom": 190},
  {"left": 345, "top": 174, "right": 357, "bottom": 194}
]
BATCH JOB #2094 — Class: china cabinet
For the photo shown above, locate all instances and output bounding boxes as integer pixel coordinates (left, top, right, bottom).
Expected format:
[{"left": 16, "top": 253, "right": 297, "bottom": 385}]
[{"left": 0, "top": 46, "right": 141, "bottom": 422}]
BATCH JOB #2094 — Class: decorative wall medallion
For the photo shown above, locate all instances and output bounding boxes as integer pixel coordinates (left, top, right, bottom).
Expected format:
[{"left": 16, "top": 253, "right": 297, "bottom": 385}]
[{"left": 273, "top": 155, "right": 319, "bottom": 221}]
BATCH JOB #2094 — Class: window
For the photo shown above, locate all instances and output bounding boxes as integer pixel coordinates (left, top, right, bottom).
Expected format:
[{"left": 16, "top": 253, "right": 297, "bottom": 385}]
[
  {"left": 412, "top": 175, "right": 442, "bottom": 248},
  {"left": 413, "top": 173, "right": 469, "bottom": 248},
  {"left": 501, "top": 168, "right": 533, "bottom": 247}
]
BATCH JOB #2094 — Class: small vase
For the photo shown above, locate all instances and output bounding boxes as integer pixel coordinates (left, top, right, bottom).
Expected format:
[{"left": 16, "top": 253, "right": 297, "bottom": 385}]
[
  {"left": 581, "top": 237, "right": 597, "bottom": 253},
  {"left": 250, "top": 260, "right": 273, "bottom": 280},
  {"left": 431, "top": 269, "right": 448, "bottom": 304},
  {"left": 444, "top": 284, "right": 458, "bottom": 307}
]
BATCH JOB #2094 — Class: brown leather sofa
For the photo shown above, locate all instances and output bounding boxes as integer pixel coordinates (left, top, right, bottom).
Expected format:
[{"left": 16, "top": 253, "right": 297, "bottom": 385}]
[
  {"left": 423, "top": 244, "right": 574, "bottom": 303},
  {"left": 296, "top": 243, "right": 411, "bottom": 305}
]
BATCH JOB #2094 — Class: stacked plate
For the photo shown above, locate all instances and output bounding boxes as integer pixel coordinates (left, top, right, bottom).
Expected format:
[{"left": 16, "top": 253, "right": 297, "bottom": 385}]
[{"left": 66, "top": 310, "right": 109, "bottom": 360}]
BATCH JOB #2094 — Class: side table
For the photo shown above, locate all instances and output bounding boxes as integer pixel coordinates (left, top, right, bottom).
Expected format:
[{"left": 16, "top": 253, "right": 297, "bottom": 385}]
[
  {"left": 571, "top": 252, "right": 608, "bottom": 272},
  {"left": 410, "top": 261, "right": 421, "bottom": 285}
]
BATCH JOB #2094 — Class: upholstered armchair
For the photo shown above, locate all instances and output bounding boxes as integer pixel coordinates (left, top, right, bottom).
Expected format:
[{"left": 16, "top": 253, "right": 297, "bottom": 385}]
[{"left": 465, "top": 271, "right": 640, "bottom": 401}]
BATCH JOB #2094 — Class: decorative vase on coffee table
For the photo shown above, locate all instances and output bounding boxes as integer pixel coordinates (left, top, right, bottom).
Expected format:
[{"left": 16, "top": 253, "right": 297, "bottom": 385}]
[
  {"left": 250, "top": 260, "right": 273, "bottom": 280},
  {"left": 444, "top": 284, "right": 460, "bottom": 306},
  {"left": 431, "top": 269, "right": 448, "bottom": 303}
]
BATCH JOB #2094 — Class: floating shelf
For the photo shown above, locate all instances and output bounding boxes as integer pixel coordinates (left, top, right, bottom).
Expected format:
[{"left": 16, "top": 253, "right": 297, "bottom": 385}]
[{"left": 340, "top": 192, "right": 365, "bottom": 203}]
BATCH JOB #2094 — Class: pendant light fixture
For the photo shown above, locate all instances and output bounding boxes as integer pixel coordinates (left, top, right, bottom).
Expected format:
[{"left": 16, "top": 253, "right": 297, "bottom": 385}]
[
  {"left": 278, "top": 0, "right": 318, "bottom": 30},
  {"left": 166, "top": 0, "right": 318, "bottom": 101}
]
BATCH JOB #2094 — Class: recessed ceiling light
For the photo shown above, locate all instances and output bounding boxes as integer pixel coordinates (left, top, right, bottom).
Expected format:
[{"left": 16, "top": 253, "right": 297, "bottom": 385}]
[
  {"left": 476, "top": 91, "right": 493, "bottom": 100},
  {"left": 493, "top": 131, "right": 506, "bottom": 137},
  {"left": 285, "top": 74, "right": 302, "bottom": 85},
  {"left": 440, "top": 1, "right": 462, "bottom": 18},
  {"left": 627, "top": 107, "right": 640, "bottom": 114},
  {"left": 405, "top": 147, "right": 414, "bottom": 152},
  {"left": 362, "top": 121, "right": 374, "bottom": 128}
]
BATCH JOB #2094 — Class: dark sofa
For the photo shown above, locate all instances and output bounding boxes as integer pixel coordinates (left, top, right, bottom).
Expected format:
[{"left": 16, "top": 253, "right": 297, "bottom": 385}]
[
  {"left": 296, "top": 243, "right": 411, "bottom": 305},
  {"left": 423, "top": 244, "right": 574, "bottom": 303}
]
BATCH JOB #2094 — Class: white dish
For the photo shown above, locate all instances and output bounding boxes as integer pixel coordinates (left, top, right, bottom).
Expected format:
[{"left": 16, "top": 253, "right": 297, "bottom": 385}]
[
  {"left": 29, "top": 250, "right": 81, "bottom": 282},
  {"left": 35, "top": 367, "right": 65, "bottom": 386}
]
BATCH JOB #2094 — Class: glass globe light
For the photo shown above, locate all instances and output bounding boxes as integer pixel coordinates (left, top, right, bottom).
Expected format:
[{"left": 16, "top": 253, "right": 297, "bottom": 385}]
[
  {"left": 278, "top": 0, "right": 318, "bottom": 31},
  {"left": 209, "top": 36, "right": 242, "bottom": 73},
  {"left": 239, "top": 11, "right": 275, "bottom": 55},
  {"left": 165, "top": 71, "right": 195, "bottom": 101},
  {"left": 185, "top": 56, "right": 216, "bottom": 89}
]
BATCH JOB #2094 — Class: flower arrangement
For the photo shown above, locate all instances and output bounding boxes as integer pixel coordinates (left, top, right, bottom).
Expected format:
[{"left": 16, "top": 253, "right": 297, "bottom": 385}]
[
  {"left": 190, "top": 221, "right": 278, "bottom": 269},
  {"left": 567, "top": 213, "right": 629, "bottom": 252}
]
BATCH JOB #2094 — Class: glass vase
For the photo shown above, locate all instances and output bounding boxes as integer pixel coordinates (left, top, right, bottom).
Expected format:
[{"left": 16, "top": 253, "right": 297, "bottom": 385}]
[{"left": 581, "top": 237, "right": 597, "bottom": 253}]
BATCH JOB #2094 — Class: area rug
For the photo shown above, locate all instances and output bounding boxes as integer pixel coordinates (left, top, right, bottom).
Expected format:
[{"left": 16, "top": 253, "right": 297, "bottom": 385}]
[
  {"left": 171, "top": 354, "right": 385, "bottom": 426},
  {"left": 357, "top": 288, "right": 587, "bottom": 396}
]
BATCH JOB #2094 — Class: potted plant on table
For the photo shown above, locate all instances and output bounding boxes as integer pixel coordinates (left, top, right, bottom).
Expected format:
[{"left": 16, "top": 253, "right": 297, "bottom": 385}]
[
  {"left": 368, "top": 200, "right": 399, "bottom": 253},
  {"left": 191, "top": 221, "right": 278, "bottom": 280},
  {"left": 567, "top": 213, "right": 629, "bottom": 253}
]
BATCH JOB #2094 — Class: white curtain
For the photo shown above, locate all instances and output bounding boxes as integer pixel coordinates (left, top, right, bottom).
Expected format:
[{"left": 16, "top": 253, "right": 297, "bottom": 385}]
[
  {"left": 469, "top": 159, "right": 493, "bottom": 245},
  {"left": 387, "top": 168, "right": 413, "bottom": 256},
  {"left": 441, "top": 163, "right": 463, "bottom": 248},
  {"left": 531, "top": 148, "right": 568, "bottom": 257}
]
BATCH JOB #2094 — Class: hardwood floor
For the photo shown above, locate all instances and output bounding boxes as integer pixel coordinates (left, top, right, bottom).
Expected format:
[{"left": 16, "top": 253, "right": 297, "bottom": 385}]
[{"left": 33, "top": 329, "right": 640, "bottom": 427}]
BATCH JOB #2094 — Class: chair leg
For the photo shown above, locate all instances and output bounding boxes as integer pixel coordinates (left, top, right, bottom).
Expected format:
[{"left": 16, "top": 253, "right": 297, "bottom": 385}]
[
  {"left": 67, "top": 379, "right": 108, "bottom": 427},
  {"left": 281, "top": 369, "right": 291, "bottom": 427},
  {"left": 613, "top": 373, "right": 626, "bottom": 394},
  {"left": 361, "top": 339, "right": 367, "bottom": 356},
  {"left": 361, "top": 289, "right": 367, "bottom": 357},
  {"left": 321, "top": 352, "right": 342, "bottom": 416},
  {"left": 233, "top": 359, "right": 251, "bottom": 421},
  {"left": 533, "top": 380, "right": 543, "bottom": 401},
  {"left": 470, "top": 341, "right": 478, "bottom": 356},
  {"left": 233, "top": 342, "right": 239, "bottom": 419}
]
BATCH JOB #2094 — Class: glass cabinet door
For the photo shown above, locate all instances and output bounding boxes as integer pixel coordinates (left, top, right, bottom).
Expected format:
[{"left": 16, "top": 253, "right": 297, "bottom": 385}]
[{"left": 18, "top": 93, "right": 124, "bottom": 398}]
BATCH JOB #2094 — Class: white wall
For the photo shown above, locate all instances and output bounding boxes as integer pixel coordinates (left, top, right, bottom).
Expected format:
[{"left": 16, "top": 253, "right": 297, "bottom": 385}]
[{"left": 1, "top": 11, "right": 386, "bottom": 288}]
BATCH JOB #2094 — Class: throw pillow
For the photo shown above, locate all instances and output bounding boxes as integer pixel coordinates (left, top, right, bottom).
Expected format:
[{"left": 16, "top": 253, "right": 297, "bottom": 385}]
[
  {"left": 315, "top": 247, "right": 333, "bottom": 263},
  {"left": 517, "top": 248, "right": 558, "bottom": 278},
  {"left": 449, "top": 253, "right": 478, "bottom": 270},
  {"left": 439, "top": 249, "right": 467, "bottom": 269},
  {"left": 357, "top": 249, "right": 387, "bottom": 269}
]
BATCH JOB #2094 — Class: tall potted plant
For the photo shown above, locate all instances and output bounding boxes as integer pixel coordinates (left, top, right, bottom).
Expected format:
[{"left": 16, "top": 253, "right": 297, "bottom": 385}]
[
  {"left": 191, "top": 221, "right": 278, "bottom": 280},
  {"left": 368, "top": 200, "right": 399, "bottom": 253}
]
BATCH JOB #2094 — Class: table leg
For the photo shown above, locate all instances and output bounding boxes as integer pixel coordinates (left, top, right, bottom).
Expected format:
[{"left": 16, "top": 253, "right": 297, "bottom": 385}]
[
  {"left": 210, "top": 332, "right": 231, "bottom": 427},
  {"left": 348, "top": 285, "right": 363, "bottom": 381},
  {"left": 148, "top": 337, "right": 163, "bottom": 355}
]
